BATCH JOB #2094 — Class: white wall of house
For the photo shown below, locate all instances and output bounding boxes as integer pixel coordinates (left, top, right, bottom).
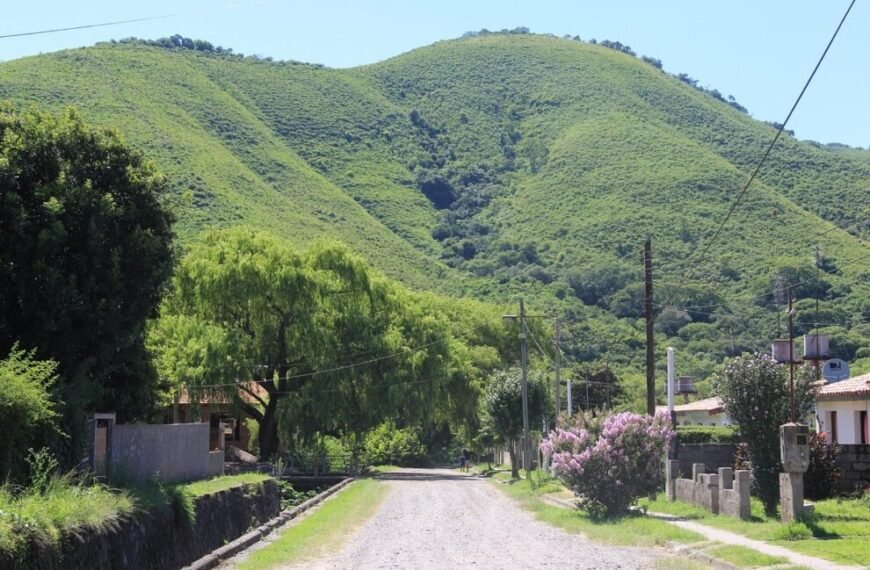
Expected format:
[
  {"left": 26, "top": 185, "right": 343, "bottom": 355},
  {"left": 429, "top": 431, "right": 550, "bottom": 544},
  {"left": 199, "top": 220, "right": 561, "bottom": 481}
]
[{"left": 815, "top": 399, "right": 870, "bottom": 444}]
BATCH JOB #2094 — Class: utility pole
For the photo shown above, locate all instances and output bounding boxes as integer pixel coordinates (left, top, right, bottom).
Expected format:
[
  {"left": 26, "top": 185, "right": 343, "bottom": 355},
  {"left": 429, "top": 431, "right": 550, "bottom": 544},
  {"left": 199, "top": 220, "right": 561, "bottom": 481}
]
[
  {"left": 519, "top": 299, "right": 531, "bottom": 477},
  {"left": 554, "top": 320, "right": 561, "bottom": 422},
  {"left": 644, "top": 238, "right": 655, "bottom": 416},
  {"left": 788, "top": 293, "right": 796, "bottom": 423},
  {"left": 567, "top": 378, "right": 572, "bottom": 417}
]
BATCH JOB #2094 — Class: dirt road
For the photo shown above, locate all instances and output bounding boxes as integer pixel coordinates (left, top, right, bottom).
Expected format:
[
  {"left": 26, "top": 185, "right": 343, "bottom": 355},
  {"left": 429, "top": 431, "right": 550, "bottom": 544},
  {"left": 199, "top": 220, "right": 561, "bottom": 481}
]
[{"left": 280, "top": 468, "right": 661, "bottom": 569}]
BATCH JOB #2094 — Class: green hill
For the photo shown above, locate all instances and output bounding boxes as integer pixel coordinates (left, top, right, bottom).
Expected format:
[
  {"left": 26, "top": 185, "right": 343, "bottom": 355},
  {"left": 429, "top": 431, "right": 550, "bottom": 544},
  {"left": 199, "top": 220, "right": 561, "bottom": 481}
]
[{"left": 1, "top": 32, "right": 868, "bottom": 392}]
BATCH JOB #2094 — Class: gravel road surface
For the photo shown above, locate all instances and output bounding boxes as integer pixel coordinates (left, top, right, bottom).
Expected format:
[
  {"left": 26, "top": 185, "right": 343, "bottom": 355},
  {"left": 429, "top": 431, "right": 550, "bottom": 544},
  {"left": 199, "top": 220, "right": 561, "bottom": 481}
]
[{"left": 279, "top": 468, "right": 661, "bottom": 569}]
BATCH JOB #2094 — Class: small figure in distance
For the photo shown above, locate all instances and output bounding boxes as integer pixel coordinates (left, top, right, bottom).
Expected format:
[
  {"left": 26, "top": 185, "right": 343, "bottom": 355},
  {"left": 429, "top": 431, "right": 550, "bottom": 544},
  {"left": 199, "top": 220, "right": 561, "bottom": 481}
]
[{"left": 461, "top": 448, "right": 472, "bottom": 473}]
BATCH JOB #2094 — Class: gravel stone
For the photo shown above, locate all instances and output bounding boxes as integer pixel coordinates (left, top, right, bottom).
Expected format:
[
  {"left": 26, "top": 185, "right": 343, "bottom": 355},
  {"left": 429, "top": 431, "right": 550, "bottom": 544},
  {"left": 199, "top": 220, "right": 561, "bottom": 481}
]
[{"left": 279, "top": 468, "right": 661, "bottom": 569}]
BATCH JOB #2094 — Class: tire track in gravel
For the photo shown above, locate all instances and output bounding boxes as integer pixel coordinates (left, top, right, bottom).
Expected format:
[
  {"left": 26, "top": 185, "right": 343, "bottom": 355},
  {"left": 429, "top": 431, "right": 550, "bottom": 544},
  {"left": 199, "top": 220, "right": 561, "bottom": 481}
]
[{"left": 277, "top": 468, "right": 661, "bottom": 569}]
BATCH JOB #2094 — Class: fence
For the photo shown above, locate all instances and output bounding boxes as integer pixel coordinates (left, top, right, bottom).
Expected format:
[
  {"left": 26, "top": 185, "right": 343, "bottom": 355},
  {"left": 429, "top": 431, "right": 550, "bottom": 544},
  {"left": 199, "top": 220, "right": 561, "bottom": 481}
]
[{"left": 666, "top": 461, "right": 750, "bottom": 520}]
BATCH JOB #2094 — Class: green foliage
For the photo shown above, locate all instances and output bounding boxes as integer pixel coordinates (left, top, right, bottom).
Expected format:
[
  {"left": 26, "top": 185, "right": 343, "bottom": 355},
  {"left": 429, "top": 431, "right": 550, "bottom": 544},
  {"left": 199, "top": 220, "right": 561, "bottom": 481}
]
[
  {"left": 714, "top": 355, "right": 818, "bottom": 516},
  {"left": 676, "top": 425, "right": 740, "bottom": 444},
  {"left": 0, "top": 346, "right": 60, "bottom": 482},
  {"left": 1, "top": 32, "right": 868, "bottom": 402},
  {"left": 0, "top": 106, "right": 174, "bottom": 463},
  {"left": 483, "top": 368, "right": 549, "bottom": 476},
  {"left": 569, "top": 366, "right": 624, "bottom": 411},
  {"left": 805, "top": 433, "right": 842, "bottom": 501},
  {"left": 772, "top": 521, "right": 813, "bottom": 541},
  {"left": 363, "top": 421, "right": 426, "bottom": 467},
  {"left": 275, "top": 480, "right": 318, "bottom": 511}
]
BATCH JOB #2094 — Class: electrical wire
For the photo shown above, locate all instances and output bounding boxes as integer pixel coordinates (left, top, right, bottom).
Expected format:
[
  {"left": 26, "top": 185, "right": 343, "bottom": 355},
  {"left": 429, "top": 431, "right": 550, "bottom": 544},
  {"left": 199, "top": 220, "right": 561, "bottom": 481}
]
[
  {"left": 0, "top": 0, "right": 280, "bottom": 40},
  {"left": 695, "top": 0, "right": 857, "bottom": 262}
]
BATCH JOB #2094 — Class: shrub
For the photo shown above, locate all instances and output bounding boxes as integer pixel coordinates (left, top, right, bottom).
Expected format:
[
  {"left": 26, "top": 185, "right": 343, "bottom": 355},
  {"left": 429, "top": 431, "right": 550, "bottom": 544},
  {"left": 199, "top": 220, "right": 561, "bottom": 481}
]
[
  {"left": 805, "top": 432, "right": 841, "bottom": 500},
  {"left": 363, "top": 422, "right": 426, "bottom": 467},
  {"left": 714, "top": 354, "right": 817, "bottom": 516},
  {"left": 542, "top": 411, "right": 674, "bottom": 518},
  {"left": 677, "top": 426, "right": 740, "bottom": 444},
  {"left": 0, "top": 345, "right": 60, "bottom": 483}
]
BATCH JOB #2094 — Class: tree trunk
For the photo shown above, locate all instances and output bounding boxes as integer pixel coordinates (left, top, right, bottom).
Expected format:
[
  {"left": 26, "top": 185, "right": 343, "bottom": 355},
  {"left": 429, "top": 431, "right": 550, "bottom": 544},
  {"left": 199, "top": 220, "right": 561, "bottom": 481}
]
[
  {"left": 258, "top": 399, "right": 281, "bottom": 460},
  {"left": 508, "top": 440, "right": 520, "bottom": 479}
]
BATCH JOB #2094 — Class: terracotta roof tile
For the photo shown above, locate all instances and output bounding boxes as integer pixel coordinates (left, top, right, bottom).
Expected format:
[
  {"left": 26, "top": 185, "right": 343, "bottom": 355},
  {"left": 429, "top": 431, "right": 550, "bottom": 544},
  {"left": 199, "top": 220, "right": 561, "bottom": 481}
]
[
  {"left": 655, "top": 396, "right": 724, "bottom": 414},
  {"left": 817, "top": 372, "right": 870, "bottom": 400}
]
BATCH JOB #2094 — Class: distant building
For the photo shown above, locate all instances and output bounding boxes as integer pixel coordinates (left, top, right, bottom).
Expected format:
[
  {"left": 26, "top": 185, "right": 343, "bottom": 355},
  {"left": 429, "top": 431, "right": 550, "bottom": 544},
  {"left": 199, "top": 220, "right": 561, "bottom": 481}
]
[
  {"left": 815, "top": 372, "right": 870, "bottom": 445},
  {"left": 656, "top": 396, "right": 729, "bottom": 427}
]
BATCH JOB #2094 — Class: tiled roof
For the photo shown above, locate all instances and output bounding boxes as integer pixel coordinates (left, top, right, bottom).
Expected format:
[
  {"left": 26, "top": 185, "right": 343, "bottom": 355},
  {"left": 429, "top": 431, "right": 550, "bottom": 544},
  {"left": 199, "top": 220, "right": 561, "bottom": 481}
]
[
  {"left": 817, "top": 372, "right": 870, "bottom": 401},
  {"left": 176, "top": 382, "right": 269, "bottom": 405},
  {"left": 655, "top": 396, "right": 724, "bottom": 414}
]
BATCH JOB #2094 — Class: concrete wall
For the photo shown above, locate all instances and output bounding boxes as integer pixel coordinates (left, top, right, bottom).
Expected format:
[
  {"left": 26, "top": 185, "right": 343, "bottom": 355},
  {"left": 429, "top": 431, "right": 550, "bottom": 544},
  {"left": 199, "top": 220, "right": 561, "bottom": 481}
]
[
  {"left": 667, "top": 461, "right": 750, "bottom": 520},
  {"left": 111, "top": 423, "right": 218, "bottom": 482},
  {"left": 816, "top": 400, "right": 870, "bottom": 444}
]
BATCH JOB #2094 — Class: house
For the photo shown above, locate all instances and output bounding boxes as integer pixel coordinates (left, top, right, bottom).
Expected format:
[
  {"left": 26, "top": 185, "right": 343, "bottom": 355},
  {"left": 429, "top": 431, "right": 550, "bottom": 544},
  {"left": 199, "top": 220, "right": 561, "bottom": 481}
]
[
  {"left": 157, "top": 382, "right": 269, "bottom": 453},
  {"left": 815, "top": 372, "right": 870, "bottom": 444},
  {"left": 656, "top": 396, "right": 729, "bottom": 427}
]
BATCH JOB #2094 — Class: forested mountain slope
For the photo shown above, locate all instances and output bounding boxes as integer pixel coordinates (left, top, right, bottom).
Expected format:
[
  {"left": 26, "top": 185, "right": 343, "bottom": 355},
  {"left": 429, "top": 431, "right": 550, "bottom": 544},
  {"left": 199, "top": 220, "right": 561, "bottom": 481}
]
[{"left": 2, "top": 32, "right": 867, "bottom": 388}]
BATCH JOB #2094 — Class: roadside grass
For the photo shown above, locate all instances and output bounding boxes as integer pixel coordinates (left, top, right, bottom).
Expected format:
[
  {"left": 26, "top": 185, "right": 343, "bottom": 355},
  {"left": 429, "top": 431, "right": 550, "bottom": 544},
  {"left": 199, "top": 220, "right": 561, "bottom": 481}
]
[
  {"left": 653, "top": 557, "right": 715, "bottom": 570},
  {"left": 640, "top": 495, "right": 870, "bottom": 567},
  {"left": 0, "top": 473, "right": 135, "bottom": 558},
  {"left": 497, "top": 474, "right": 703, "bottom": 547},
  {"left": 0, "top": 472, "right": 273, "bottom": 559},
  {"left": 706, "top": 544, "right": 786, "bottom": 568},
  {"left": 181, "top": 473, "right": 271, "bottom": 497},
  {"left": 238, "top": 479, "right": 387, "bottom": 570}
]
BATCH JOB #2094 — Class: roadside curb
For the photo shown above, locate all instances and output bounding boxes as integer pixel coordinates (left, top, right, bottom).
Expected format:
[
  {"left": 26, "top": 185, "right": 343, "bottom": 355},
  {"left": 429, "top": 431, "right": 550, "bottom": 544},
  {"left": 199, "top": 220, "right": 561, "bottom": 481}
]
[{"left": 183, "top": 476, "right": 354, "bottom": 570}]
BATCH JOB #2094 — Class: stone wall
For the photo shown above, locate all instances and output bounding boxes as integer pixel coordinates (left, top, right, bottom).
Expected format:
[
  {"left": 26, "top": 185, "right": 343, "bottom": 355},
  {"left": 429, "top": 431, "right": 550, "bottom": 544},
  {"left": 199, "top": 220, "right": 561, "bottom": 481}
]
[
  {"left": 835, "top": 444, "right": 870, "bottom": 492},
  {"left": 674, "top": 443, "right": 737, "bottom": 477},
  {"left": 5, "top": 479, "right": 279, "bottom": 570},
  {"left": 111, "top": 423, "right": 223, "bottom": 482}
]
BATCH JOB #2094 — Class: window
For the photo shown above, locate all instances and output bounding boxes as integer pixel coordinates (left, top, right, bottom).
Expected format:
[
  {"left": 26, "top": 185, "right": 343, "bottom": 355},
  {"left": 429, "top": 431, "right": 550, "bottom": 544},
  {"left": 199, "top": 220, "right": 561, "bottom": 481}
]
[
  {"left": 830, "top": 411, "right": 838, "bottom": 443},
  {"left": 859, "top": 411, "right": 868, "bottom": 445}
]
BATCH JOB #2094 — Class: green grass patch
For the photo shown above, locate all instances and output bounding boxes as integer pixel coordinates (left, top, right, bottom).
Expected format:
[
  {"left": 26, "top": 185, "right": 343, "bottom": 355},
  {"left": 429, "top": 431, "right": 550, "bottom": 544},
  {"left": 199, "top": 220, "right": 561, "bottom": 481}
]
[
  {"left": 497, "top": 475, "right": 703, "bottom": 547},
  {"left": 0, "top": 474, "right": 135, "bottom": 558},
  {"left": 238, "top": 479, "right": 387, "bottom": 570},
  {"left": 706, "top": 544, "right": 786, "bottom": 568},
  {"left": 640, "top": 495, "right": 870, "bottom": 567},
  {"left": 180, "top": 473, "right": 272, "bottom": 497}
]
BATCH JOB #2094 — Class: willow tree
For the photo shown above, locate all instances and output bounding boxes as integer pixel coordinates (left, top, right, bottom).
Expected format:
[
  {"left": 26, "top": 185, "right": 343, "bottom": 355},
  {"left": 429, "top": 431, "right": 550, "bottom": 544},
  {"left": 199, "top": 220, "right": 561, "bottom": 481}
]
[{"left": 149, "top": 228, "right": 486, "bottom": 459}]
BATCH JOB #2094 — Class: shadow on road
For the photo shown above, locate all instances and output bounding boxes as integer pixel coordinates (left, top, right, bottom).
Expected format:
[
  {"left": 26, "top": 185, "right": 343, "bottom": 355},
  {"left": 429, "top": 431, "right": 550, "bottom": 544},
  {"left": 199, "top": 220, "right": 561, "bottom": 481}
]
[{"left": 371, "top": 470, "right": 477, "bottom": 482}]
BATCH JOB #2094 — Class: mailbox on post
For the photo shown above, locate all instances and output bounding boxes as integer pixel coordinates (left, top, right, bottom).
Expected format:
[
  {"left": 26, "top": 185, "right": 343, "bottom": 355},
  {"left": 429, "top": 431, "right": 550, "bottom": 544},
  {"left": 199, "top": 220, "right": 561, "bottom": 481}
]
[{"left": 780, "top": 423, "right": 809, "bottom": 473}]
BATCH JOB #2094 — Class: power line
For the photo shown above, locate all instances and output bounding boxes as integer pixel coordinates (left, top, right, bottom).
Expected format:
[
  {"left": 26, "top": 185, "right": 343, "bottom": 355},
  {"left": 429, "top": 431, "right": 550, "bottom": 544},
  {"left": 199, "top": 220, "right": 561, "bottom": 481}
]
[
  {"left": 695, "top": 0, "right": 857, "bottom": 262},
  {"left": 0, "top": 0, "right": 279, "bottom": 40}
]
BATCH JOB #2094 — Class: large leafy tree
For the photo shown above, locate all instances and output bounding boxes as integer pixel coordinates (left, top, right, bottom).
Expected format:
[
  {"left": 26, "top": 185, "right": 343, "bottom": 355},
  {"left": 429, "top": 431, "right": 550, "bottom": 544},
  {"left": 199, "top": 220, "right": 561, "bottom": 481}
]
[
  {"left": 0, "top": 106, "right": 174, "bottom": 456},
  {"left": 714, "top": 354, "right": 817, "bottom": 516},
  {"left": 483, "top": 368, "right": 548, "bottom": 478},
  {"left": 150, "top": 228, "right": 492, "bottom": 459}
]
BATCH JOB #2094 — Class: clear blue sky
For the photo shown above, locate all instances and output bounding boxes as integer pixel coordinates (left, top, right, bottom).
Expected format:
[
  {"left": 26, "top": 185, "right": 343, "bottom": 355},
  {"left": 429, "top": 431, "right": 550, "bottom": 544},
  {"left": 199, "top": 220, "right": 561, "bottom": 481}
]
[{"left": 2, "top": 0, "right": 867, "bottom": 147}]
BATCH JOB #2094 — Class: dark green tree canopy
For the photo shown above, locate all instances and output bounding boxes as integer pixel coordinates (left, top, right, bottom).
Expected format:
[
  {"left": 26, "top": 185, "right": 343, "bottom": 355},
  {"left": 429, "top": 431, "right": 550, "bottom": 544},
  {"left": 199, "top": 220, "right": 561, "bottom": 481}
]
[{"left": 0, "top": 106, "right": 174, "bottom": 431}]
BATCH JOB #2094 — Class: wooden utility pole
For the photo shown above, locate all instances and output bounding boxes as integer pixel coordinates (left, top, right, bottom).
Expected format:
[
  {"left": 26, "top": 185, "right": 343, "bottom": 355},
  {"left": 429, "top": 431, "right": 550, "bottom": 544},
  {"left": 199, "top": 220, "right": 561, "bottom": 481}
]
[
  {"left": 644, "top": 239, "right": 655, "bottom": 416},
  {"left": 788, "top": 293, "right": 796, "bottom": 423},
  {"left": 519, "top": 299, "right": 531, "bottom": 476},
  {"left": 554, "top": 320, "right": 561, "bottom": 422}
]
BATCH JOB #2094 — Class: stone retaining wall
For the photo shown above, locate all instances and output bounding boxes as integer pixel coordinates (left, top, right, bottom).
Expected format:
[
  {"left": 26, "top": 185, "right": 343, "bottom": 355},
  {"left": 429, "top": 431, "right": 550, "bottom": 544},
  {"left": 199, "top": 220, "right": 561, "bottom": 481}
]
[
  {"left": 3, "top": 479, "right": 279, "bottom": 570},
  {"left": 674, "top": 443, "right": 737, "bottom": 477},
  {"left": 835, "top": 444, "right": 870, "bottom": 492}
]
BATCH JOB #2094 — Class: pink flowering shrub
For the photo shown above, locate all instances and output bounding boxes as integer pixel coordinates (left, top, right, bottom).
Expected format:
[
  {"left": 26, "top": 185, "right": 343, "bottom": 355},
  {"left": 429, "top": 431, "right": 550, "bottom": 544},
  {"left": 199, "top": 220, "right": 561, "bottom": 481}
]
[{"left": 541, "top": 411, "right": 674, "bottom": 518}]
